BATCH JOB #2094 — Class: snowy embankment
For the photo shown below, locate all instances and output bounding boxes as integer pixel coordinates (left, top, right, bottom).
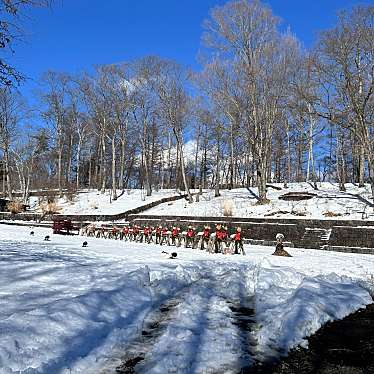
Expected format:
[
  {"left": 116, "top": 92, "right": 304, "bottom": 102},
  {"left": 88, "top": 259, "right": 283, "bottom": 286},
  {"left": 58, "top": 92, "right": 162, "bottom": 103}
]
[
  {"left": 29, "top": 189, "right": 179, "bottom": 215},
  {"left": 144, "top": 182, "right": 374, "bottom": 220},
  {"left": 0, "top": 224, "right": 373, "bottom": 373}
]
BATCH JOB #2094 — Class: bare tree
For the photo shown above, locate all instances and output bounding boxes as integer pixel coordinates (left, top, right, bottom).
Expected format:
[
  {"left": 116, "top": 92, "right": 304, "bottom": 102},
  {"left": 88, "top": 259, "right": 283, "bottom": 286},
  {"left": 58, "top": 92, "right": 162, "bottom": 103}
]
[
  {"left": 202, "top": 0, "right": 300, "bottom": 202},
  {"left": 41, "top": 71, "right": 71, "bottom": 197},
  {"left": 0, "top": 0, "right": 53, "bottom": 86},
  {"left": 12, "top": 133, "right": 39, "bottom": 203},
  {"left": 131, "top": 57, "right": 160, "bottom": 197},
  {"left": 0, "top": 87, "right": 27, "bottom": 198},
  {"left": 310, "top": 6, "right": 374, "bottom": 198},
  {"left": 154, "top": 57, "right": 193, "bottom": 202}
]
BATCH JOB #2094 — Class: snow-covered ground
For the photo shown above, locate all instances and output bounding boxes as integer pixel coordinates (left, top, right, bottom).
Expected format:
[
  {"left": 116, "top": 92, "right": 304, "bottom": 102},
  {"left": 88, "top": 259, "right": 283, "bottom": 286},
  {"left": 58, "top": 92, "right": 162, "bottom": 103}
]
[
  {"left": 0, "top": 224, "right": 373, "bottom": 373},
  {"left": 25, "top": 183, "right": 374, "bottom": 221},
  {"left": 144, "top": 183, "right": 374, "bottom": 220},
  {"left": 29, "top": 189, "right": 179, "bottom": 215}
]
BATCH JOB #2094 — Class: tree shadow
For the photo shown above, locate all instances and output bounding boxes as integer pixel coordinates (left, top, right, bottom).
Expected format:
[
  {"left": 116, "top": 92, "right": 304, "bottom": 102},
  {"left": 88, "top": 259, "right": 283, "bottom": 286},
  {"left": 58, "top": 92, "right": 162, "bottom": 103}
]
[
  {"left": 345, "top": 192, "right": 374, "bottom": 209},
  {"left": 246, "top": 187, "right": 260, "bottom": 201},
  {"left": 26, "top": 273, "right": 153, "bottom": 373}
]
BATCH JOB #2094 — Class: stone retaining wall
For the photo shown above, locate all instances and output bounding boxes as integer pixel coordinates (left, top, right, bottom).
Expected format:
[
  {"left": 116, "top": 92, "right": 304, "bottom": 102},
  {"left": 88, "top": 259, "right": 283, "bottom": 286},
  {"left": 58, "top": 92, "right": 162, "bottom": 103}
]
[
  {"left": 324, "top": 246, "right": 374, "bottom": 255},
  {"left": 0, "top": 220, "right": 51, "bottom": 229},
  {"left": 329, "top": 226, "right": 374, "bottom": 249},
  {"left": 0, "top": 213, "right": 43, "bottom": 221},
  {"left": 129, "top": 214, "right": 374, "bottom": 229}
]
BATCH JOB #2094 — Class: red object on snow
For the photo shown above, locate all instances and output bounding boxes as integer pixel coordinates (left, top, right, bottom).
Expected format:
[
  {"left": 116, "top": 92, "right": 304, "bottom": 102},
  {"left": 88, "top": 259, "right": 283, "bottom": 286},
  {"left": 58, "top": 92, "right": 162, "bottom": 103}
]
[{"left": 52, "top": 219, "right": 79, "bottom": 235}]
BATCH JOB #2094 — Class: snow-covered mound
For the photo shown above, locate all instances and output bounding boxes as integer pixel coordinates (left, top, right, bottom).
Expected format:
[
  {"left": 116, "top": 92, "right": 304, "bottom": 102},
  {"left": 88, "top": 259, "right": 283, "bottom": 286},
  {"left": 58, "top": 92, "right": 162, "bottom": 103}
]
[
  {"left": 0, "top": 224, "right": 373, "bottom": 373},
  {"left": 143, "top": 182, "right": 374, "bottom": 220},
  {"left": 29, "top": 189, "right": 179, "bottom": 215}
]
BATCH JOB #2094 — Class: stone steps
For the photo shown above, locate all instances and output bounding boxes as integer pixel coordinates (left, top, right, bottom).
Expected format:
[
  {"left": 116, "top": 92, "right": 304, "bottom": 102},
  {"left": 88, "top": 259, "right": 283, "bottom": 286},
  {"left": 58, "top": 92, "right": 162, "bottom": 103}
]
[{"left": 296, "top": 228, "right": 331, "bottom": 249}]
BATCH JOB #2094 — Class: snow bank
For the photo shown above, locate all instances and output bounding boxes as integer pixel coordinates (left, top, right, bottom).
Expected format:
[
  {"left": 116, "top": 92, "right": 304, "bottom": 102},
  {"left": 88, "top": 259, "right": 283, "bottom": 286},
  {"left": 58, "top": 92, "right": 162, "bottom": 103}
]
[
  {"left": 0, "top": 260, "right": 152, "bottom": 373},
  {"left": 254, "top": 266, "right": 372, "bottom": 360}
]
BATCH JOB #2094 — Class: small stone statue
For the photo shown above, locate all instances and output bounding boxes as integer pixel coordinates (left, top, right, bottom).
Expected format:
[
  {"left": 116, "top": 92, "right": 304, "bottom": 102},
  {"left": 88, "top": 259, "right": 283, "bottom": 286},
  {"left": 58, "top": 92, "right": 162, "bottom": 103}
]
[{"left": 272, "top": 233, "right": 292, "bottom": 257}]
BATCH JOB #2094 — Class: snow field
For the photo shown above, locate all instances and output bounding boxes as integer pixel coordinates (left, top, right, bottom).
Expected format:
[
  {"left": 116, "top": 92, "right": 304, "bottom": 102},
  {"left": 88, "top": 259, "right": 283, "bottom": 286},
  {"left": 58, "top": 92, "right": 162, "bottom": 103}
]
[
  {"left": 0, "top": 224, "right": 373, "bottom": 373},
  {"left": 144, "top": 182, "right": 374, "bottom": 220},
  {"left": 28, "top": 189, "right": 179, "bottom": 215},
  {"left": 25, "top": 183, "right": 374, "bottom": 220}
]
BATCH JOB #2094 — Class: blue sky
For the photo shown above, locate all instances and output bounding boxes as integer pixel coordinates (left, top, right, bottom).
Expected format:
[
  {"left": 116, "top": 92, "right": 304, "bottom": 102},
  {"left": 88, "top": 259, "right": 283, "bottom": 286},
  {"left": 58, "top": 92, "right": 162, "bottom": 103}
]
[{"left": 10, "top": 0, "right": 370, "bottom": 98}]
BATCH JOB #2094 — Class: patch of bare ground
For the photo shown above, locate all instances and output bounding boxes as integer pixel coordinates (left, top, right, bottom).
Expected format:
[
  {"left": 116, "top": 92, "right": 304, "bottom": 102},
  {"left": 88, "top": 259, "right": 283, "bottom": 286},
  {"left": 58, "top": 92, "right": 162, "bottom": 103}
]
[{"left": 272, "top": 302, "right": 374, "bottom": 374}]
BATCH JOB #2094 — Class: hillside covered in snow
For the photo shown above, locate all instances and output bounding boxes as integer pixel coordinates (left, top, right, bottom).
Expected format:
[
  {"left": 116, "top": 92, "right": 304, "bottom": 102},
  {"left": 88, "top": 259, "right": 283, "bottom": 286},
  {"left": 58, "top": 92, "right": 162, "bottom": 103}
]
[
  {"left": 143, "top": 183, "right": 374, "bottom": 220},
  {"left": 28, "top": 189, "right": 180, "bottom": 216},
  {"left": 25, "top": 183, "right": 374, "bottom": 221}
]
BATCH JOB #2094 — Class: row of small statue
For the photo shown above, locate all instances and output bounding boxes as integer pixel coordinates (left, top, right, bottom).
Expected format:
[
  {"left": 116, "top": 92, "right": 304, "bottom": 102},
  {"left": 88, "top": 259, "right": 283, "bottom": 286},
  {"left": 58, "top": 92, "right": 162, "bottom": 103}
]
[
  {"left": 81, "top": 223, "right": 292, "bottom": 257},
  {"left": 82, "top": 223, "right": 246, "bottom": 254}
]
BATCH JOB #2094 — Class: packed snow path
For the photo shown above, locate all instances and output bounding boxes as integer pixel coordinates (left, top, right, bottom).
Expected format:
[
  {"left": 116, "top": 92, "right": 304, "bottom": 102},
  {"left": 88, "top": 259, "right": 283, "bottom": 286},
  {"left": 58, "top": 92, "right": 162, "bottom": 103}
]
[
  {"left": 0, "top": 224, "right": 373, "bottom": 373},
  {"left": 115, "top": 268, "right": 256, "bottom": 374}
]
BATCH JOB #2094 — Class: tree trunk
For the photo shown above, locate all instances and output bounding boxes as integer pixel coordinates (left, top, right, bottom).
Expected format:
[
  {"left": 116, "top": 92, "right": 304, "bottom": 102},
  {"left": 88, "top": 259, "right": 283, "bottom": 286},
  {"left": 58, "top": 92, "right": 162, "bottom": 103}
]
[
  {"left": 66, "top": 134, "right": 73, "bottom": 184},
  {"left": 246, "top": 152, "right": 251, "bottom": 188},
  {"left": 14, "top": 157, "right": 23, "bottom": 196},
  {"left": 201, "top": 140, "right": 208, "bottom": 189},
  {"left": 76, "top": 137, "right": 82, "bottom": 190},
  {"left": 4, "top": 146, "right": 12, "bottom": 200},
  {"left": 337, "top": 132, "right": 346, "bottom": 192},
  {"left": 100, "top": 133, "right": 106, "bottom": 194},
  {"left": 174, "top": 128, "right": 192, "bottom": 202},
  {"left": 175, "top": 141, "right": 180, "bottom": 190},
  {"left": 194, "top": 127, "right": 200, "bottom": 191},
  {"left": 368, "top": 155, "right": 374, "bottom": 202},
  {"left": 257, "top": 157, "right": 268, "bottom": 203},
  {"left": 215, "top": 141, "right": 221, "bottom": 197},
  {"left": 119, "top": 139, "right": 125, "bottom": 191},
  {"left": 167, "top": 132, "right": 172, "bottom": 188},
  {"left": 88, "top": 152, "right": 92, "bottom": 189},
  {"left": 111, "top": 136, "right": 117, "bottom": 200},
  {"left": 306, "top": 107, "right": 315, "bottom": 182},
  {"left": 2, "top": 163, "right": 5, "bottom": 195},
  {"left": 58, "top": 144, "right": 63, "bottom": 197},
  {"left": 363, "top": 128, "right": 374, "bottom": 201},
  {"left": 143, "top": 152, "right": 152, "bottom": 196},
  {"left": 285, "top": 121, "right": 291, "bottom": 188},
  {"left": 142, "top": 123, "right": 152, "bottom": 197},
  {"left": 358, "top": 145, "right": 365, "bottom": 187},
  {"left": 24, "top": 165, "right": 32, "bottom": 205},
  {"left": 159, "top": 138, "right": 165, "bottom": 189},
  {"left": 296, "top": 136, "right": 303, "bottom": 182},
  {"left": 229, "top": 121, "right": 234, "bottom": 190}
]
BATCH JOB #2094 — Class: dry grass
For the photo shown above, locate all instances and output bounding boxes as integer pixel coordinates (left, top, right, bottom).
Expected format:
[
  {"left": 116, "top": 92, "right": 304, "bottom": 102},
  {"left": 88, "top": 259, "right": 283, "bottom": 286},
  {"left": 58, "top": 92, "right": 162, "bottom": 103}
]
[
  {"left": 38, "top": 195, "right": 56, "bottom": 205},
  {"left": 323, "top": 211, "right": 342, "bottom": 217},
  {"left": 255, "top": 198, "right": 271, "bottom": 205},
  {"left": 40, "top": 202, "right": 61, "bottom": 214},
  {"left": 264, "top": 210, "right": 290, "bottom": 216},
  {"left": 89, "top": 202, "right": 98, "bottom": 210},
  {"left": 6, "top": 201, "right": 24, "bottom": 214},
  {"left": 291, "top": 210, "right": 307, "bottom": 216},
  {"left": 222, "top": 199, "right": 234, "bottom": 217},
  {"left": 64, "top": 190, "right": 76, "bottom": 202}
]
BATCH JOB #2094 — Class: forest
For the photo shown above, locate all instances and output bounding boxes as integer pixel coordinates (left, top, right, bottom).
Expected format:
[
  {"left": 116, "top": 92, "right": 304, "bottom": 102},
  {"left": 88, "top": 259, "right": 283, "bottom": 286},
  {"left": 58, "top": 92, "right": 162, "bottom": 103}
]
[{"left": 0, "top": 0, "right": 373, "bottom": 204}]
